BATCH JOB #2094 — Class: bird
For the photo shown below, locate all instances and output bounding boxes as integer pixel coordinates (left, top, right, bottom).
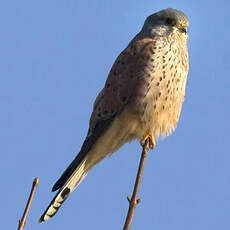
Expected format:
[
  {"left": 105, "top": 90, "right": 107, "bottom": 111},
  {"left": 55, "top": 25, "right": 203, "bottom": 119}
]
[{"left": 39, "top": 8, "right": 189, "bottom": 223}]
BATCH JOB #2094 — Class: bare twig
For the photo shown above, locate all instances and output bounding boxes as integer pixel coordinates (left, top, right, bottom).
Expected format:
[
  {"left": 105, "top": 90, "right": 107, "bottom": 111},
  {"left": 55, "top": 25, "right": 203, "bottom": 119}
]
[
  {"left": 17, "top": 177, "right": 39, "bottom": 230},
  {"left": 123, "top": 138, "right": 151, "bottom": 230}
]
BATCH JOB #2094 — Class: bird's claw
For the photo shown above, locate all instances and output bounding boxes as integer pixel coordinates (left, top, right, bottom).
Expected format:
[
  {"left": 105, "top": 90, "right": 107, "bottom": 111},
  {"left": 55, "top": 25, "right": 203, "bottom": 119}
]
[{"left": 140, "top": 134, "right": 155, "bottom": 149}]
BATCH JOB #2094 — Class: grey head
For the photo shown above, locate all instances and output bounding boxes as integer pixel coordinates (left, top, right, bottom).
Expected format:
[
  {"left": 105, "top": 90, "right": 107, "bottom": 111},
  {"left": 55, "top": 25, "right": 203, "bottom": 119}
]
[{"left": 141, "top": 8, "right": 189, "bottom": 37}]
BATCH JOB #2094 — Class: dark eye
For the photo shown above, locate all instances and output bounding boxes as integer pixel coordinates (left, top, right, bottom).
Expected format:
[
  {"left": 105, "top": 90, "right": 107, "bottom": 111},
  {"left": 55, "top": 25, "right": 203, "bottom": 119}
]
[
  {"left": 179, "top": 27, "right": 187, "bottom": 34},
  {"left": 165, "top": 17, "right": 176, "bottom": 26}
]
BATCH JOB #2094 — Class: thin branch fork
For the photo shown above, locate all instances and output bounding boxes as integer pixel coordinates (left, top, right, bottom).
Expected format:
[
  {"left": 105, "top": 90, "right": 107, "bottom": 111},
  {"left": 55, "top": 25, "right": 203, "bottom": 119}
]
[
  {"left": 123, "top": 138, "right": 151, "bottom": 230},
  {"left": 17, "top": 177, "right": 39, "bottom": 230}
]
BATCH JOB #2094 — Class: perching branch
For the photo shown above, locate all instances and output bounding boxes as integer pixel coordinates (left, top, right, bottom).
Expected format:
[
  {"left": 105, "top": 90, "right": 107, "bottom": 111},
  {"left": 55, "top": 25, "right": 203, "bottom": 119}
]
[
  {"left": 17, "top": 177, "right": 39, "bottom": 230},
  {"left": 123, "top": 138, "right": 151, "bottom": 230}
]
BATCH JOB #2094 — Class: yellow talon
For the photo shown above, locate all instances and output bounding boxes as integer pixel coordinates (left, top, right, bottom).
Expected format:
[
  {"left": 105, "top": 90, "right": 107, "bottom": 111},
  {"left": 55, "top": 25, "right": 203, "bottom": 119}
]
[{"left": 140, "top": 134, "right": 155, "bottom": 149}]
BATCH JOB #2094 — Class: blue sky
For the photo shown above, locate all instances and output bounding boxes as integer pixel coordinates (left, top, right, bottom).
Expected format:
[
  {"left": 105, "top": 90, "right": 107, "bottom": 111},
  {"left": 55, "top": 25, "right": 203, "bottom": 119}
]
[{"left": 1, "top": 0, "right": 230, "bottom": 229}]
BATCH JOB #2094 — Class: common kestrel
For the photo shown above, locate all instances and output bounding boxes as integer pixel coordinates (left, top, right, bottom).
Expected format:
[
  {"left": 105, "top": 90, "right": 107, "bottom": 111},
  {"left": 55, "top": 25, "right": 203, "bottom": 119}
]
[{"left": 39, "top": 8, "right": 189, "bottom": 222}]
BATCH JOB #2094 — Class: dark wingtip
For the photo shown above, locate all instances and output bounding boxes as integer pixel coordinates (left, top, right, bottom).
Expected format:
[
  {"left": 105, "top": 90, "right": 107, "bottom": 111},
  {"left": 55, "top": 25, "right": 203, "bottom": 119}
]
[
  {"left": 51, "top": 161, "right": 79, "bottom": 192},
  {"left": 52, "top": 176, "right": 66, "bottom": 192},
  {"left": 52, "top": 175, "right": 68, "bottom": 191},
  {"left": 38, "top": 216, "right": 44, "bottom": 224},
  {"left": 52, "top": 182, "right": 59, "bottom": 192},
  {"left": 52, "top": 115, "right": 116, "bottom": 192}
]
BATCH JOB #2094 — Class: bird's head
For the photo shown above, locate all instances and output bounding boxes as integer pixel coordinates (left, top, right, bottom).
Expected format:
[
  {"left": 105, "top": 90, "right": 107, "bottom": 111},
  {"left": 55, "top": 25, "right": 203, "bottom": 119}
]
[{"left": 142, "top": 8, "right": 189, "bottom": 39}]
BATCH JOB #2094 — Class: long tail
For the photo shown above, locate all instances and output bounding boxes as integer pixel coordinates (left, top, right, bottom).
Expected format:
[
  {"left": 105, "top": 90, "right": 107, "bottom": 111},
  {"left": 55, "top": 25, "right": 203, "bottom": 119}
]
[
  {"left": 39, "top": 116, "right": 115, "bottom": 223},
  {"left": 39, "top": 157, "right": 88, "bottom": 222}
]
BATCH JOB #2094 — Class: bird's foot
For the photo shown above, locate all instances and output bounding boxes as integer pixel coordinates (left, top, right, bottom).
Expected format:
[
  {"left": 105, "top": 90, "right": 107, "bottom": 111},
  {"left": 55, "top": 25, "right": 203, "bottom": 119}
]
[{"left": 140, "top": 134, "right": 155, "bottom": 149}]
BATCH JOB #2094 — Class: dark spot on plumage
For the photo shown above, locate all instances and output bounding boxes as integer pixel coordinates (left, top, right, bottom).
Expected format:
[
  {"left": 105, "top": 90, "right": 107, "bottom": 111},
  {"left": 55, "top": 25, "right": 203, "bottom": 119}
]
[
  {"left": 130, "top": 45, "right": 136, "bottom": 52},
  {"left": 170, "top": 64, "right": 174, "bottom": 69},
  {"left": 165, "top": 50, "right": 169, "bottom": 55},
  {"left": 57, "top": 199, "right": 64, "bottom": 204},
  {"left": 156, "top": 82, "right": 160, "bottom": 86},
  {"left": 149, "top": 67, "right": 155, "bottom": 73},
  {"left": 106, "top": 83, "right": 111, "bottom": 88},
  {"left": 153, "top": 104, "right": 156, "bottom": 109},
  {"left": 162, "top": 105, "right": 165, "bottom": 110},
  {"left": 150, "top": 48, "right": 155, "bottom": 55},
  {"left": 61, "top": 188, "right": 71, "bottom": 200},
  {"left": 159, "top": 77, "right": 162, "bottom": 81},
  {"left": 97, "top": 113, "right": 101, "bottom": 117},
  {"left": 53, "top": 205, "right": 60, "bottom": 211},
  {"left": 165, "top": 96, "right": 168, "bottom": 101},
  {"left": 158, "top": 92, "right": 161, "bottom": 97},
  {"left": 47, "top": 213, "right": 56, "bottom": 218}
]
